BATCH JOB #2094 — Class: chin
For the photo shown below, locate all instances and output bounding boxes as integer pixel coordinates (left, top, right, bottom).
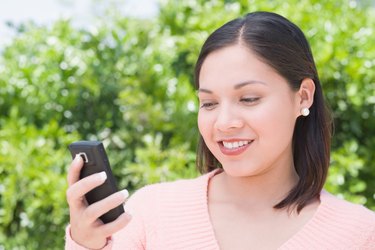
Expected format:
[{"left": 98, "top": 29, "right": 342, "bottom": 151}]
[{"left": 220, "top": 162, "right": 261, "bottom": 178}]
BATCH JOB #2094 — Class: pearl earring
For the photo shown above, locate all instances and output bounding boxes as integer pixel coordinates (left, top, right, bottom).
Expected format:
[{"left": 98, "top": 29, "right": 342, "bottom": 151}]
[{"left": 301, "top": 107, "right": 310, "bottom": 116}]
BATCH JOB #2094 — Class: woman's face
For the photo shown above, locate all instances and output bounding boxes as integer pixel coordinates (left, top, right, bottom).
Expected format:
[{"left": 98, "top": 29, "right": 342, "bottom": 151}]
[{"left": 197, "top": 44, "right": 302, "bottom": 177}]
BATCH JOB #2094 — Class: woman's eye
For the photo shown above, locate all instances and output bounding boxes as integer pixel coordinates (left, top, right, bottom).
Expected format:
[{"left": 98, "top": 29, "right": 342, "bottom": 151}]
[
  {"left": 200, "top": 102, "right": 217, "bottom": 110},
  {"left": 240, "top": 97, "right": 260, "bottom": 104}
]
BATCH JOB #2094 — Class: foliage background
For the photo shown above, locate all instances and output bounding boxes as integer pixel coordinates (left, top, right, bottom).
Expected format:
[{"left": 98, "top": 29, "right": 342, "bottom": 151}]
[{"left": 0, "top": 0, "right": 374, "bottom": 248}]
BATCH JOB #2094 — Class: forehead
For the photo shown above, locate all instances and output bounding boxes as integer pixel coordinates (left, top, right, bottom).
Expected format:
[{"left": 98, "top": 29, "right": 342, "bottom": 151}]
[{"left": 198, "top": 44, "right": 286, "bottom": 90}]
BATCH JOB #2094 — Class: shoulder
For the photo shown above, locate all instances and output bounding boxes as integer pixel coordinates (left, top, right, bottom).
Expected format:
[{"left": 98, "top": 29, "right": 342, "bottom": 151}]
[
  {"left": 319, "top": 191, "right": 375, "bottom": 244},
  {"left": 321, "top": 191, "right": 375, "bottom": 221}
]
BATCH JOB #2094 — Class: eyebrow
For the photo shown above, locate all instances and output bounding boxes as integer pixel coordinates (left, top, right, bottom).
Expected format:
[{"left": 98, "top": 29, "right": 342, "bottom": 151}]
[{"left": 197, "top": 80, "right": 267, "bottom": 94}]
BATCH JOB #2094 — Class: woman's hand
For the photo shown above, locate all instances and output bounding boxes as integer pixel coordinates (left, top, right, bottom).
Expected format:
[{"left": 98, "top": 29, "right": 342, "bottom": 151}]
[{"left": 66, "top": 155, "right": 132, "bottom": 249}]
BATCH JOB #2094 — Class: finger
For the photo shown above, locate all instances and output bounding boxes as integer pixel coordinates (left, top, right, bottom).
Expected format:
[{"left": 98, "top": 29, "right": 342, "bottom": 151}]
[
  {"left": 100, "top": 212, "right": 132, "bottom": 238},
  {"left": 66, "top": 171, "right": 107, "bottom": 209},
  {"left": 84, "top": 189, "right": 129, "bottom": 222},
  {"left": 67, "top": 155, "right": 84, "bottom": 186}
]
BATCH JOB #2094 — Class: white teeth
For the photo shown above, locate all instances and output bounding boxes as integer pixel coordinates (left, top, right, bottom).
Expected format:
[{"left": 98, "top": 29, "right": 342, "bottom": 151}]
[{"left": 222, "top": 140, "right": 250, "bottom": 149}]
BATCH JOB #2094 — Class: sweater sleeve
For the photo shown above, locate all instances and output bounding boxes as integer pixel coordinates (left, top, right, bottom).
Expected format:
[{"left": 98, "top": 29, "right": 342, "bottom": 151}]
[
  {"left": 64, "top": 225, "right": 113, "bottom": 250},
  {"left": 64, "top": 184, "right": 159, "bottom": 250}
]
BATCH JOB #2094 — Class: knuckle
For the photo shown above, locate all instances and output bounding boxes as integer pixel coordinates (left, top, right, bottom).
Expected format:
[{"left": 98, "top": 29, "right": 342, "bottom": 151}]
[
  {"left": 80, "top": 175, "right": 99, "bottom": 191},
  {"left": 104, "top": 194, "right": 122, "bottom": 208},
  {"left": 102, "top": 221, "right": 119, "bottom": 235},
  {"left": 83, "top": 206, "right": 97, "bottom": 221},
  {"left": 66, "top": 188, "right": 75, "bottom": 204},
  {"left": 102, "top": 214, "right": 130, "bottom": 235},
  {"left": 102, "top": 225, "right": 114, "bottom": 236},
  {"left": 80, "top": 179, "right": 92, "bottom": 190},
  {"left": 109, "top": 191, "right": 124, "bottom": 203}
]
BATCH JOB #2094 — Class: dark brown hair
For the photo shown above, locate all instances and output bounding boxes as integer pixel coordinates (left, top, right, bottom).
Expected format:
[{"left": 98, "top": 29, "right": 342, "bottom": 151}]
[{"left": 194, "top": 11, "right": 332, "bottom": 212}]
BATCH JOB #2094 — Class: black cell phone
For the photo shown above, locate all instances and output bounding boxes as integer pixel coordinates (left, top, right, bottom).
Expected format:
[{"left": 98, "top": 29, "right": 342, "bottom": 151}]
[{"left": 68, "top": 141, "right": 124, "bottom": 223}]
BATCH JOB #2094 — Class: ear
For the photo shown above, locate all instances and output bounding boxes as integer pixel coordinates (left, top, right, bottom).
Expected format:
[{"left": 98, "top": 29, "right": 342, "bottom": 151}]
[{"left": 296, "top": 78, "right": 315, "bottom": 116}]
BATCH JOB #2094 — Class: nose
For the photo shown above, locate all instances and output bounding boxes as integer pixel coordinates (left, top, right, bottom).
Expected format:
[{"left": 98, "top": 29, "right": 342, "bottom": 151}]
[{"left": 214, "top": 105, "right": 244, "bottom": 132}]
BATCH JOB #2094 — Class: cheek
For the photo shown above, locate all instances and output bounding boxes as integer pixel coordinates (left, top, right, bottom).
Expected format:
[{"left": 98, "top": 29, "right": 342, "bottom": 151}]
[
  {"left": 198, "top": 111, "right": 218, "bottom": 149},
  {"left": 197, "top": 111, "right": 209, "bottom": 137},
  {"left": 250, "top": 98, "right": 297, "bottom": 140}
]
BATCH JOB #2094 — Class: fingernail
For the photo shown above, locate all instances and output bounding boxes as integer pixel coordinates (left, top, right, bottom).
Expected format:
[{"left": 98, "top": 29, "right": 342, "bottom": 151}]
[
  {"left": 120, "top": 189, "right": 129, "bottom": 199},
  {"left": 98, "top": 171, "right": 107, "bottom": 181},
  {"left": 74, "top": 154, "right": 82, "bottom": 162}
]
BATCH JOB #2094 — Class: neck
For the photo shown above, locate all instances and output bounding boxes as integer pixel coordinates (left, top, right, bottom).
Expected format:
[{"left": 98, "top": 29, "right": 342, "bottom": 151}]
[{"left": 210, "top": 158, "right": 299, "bottom": 211}]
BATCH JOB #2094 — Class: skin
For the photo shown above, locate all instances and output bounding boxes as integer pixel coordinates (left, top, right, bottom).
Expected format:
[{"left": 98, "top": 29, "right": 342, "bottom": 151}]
[
  {"left": 198, "top": 44, "right": 318, "bottom": 249},
  {"left": 66, "top": 155, "right": 132, "bottom": 249}
]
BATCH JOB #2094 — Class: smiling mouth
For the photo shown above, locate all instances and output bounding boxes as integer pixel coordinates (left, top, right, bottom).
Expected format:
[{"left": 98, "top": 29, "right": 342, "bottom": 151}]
[
  {"left": 222, "top": 140, "right": 252, "bottom": 149},
  {"left": 218, "top": 140, "right": 253, "bottom": 156}
]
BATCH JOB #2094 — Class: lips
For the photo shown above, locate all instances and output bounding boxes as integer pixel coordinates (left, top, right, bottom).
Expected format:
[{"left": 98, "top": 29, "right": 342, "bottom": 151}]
[{"left": 218, "top": 139, "right": 254, "bottom": 156}]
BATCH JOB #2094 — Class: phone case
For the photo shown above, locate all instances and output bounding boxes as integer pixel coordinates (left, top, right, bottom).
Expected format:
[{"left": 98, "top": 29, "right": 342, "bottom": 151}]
[{"left": 68, "top": 141, "right": 124, "bottom": 223}]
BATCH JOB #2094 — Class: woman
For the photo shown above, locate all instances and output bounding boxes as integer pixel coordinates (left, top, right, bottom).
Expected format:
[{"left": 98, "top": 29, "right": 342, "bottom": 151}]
[{"left": 65, "top": 11, "right": 375, "bottom": 249}]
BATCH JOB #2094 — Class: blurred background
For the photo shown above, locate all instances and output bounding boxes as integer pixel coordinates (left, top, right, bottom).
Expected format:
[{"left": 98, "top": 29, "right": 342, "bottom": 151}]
[{"left": 0, "top": 0, "right": 374, "bottom": 248}]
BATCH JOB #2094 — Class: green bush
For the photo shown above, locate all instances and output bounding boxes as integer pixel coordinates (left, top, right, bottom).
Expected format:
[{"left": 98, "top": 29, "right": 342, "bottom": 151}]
[
  {"left": 0, "top": 0, "right": 374, "bottom": 248},
  {"left": 0, "top": 108, "right": 79, "bottom": 248}
]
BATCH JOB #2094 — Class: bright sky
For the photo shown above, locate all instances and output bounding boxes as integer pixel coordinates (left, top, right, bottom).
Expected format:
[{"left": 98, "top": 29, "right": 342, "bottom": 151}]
[{"left": 0, "top": 0, "right": 158, "bottom": 48}]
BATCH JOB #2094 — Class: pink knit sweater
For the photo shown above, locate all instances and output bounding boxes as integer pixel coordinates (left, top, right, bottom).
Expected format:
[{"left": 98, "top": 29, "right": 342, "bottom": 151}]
[{"left": 65, "top": 170, "right": 375, "bottom": 249}]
